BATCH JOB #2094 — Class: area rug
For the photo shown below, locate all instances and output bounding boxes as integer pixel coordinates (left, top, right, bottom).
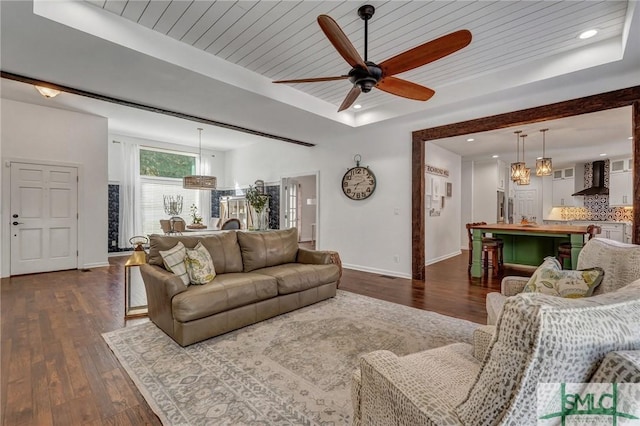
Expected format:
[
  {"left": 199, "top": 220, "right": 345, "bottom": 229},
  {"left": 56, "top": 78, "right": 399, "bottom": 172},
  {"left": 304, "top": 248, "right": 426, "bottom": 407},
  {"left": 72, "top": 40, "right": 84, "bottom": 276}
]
[{"left": 103, "top": 290, "right": 479, "bottom": 425}]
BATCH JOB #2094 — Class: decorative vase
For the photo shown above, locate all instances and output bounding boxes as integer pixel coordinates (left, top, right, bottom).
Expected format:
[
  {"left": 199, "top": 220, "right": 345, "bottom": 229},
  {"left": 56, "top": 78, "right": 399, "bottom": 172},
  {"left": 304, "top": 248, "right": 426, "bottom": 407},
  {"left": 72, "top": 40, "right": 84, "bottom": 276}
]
[{"left": 256, "top": 209, "right": 268, "bottom": 231}]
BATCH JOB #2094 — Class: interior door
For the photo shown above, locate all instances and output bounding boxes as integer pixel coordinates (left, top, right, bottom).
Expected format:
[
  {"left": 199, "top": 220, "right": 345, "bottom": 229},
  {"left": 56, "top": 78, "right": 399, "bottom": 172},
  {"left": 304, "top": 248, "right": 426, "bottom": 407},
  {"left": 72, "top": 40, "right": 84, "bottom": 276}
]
[
  {"left": 10, "top": 163, "right": 78, "bottom": 275},
  {"left": 514, "top": 189, "right": 538, "bottom": 222},
  {"left": 282, "top": 178, "right": 299, "bottom": 232}
]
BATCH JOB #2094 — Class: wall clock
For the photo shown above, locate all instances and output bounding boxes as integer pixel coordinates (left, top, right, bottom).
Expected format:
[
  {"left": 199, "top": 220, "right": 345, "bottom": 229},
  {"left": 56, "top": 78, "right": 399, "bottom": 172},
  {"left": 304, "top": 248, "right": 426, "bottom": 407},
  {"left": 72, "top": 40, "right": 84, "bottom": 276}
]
[{"left": 342, "top": 155, "right": 376, "bottom": 200}]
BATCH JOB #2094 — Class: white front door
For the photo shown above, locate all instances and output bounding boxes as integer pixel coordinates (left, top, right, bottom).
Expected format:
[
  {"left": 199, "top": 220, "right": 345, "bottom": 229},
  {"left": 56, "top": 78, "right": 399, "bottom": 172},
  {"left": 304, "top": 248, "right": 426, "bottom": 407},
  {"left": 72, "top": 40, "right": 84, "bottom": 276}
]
[{"left": 10, "top": 163, "right": 78, "bottom": 275}]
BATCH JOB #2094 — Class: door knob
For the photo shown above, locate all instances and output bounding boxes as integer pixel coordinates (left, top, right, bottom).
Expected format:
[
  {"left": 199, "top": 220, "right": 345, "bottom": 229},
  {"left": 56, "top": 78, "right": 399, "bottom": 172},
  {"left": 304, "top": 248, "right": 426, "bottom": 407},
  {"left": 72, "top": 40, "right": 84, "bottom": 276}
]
[
  {"left": 12, "top": 221, "right": 23, "bottom": 226},
  {"left": 12, "top": 214, "right": 18, "bottom": 218}
]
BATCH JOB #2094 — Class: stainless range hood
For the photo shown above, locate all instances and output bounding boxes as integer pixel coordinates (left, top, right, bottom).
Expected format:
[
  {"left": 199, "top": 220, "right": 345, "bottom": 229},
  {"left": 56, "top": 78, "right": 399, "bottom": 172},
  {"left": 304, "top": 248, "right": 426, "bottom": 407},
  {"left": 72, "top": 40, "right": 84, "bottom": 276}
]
[{"left": 572, "top": 160, "right": 609, "bottom": 196}]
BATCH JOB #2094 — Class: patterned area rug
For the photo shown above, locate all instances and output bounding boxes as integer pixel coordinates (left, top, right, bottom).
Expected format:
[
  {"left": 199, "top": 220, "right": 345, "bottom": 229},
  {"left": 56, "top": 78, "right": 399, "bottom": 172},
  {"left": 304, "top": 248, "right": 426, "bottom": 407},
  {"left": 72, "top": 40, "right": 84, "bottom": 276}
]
[{"left": 103, "top": 291, "right": 479, "bottom": 425}]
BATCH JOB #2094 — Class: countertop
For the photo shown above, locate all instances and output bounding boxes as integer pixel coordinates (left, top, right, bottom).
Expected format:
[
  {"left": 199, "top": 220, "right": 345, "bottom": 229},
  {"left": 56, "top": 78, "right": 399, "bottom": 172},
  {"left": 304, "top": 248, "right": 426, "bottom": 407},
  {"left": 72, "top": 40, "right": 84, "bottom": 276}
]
[{"left": 470, "top": 223, "right": 588, "bottom": 235}]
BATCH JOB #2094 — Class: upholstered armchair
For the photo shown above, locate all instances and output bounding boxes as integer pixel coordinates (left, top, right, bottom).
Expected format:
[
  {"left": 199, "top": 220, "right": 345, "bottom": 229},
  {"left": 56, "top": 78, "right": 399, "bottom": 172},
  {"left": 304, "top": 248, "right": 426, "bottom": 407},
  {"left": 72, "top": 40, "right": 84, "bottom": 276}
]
[
  {"left": 486, "top": 238, "right": 640, "bottom": 325},
  {"left": 352, "top": 280, "right": 640, "bottom": 425}
]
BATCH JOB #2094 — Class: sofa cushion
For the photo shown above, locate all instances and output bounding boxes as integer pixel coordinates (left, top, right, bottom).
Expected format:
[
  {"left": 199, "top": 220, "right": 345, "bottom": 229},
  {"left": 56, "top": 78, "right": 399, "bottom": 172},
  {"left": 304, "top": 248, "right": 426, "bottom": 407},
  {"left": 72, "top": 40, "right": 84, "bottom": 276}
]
[
  {"left": 159, "top": 241, "right": 189, "bottom": 286},
  {"left": 254, "top": 263, "right": 340, "bottom": 295},
  {"left": 148, "top": 232, "right": 243, "bottom": 274},
  {"left": 577, "top": 238, "right": 640, "bottom": 295},
  {"left": 185, "top": 242, "right": 216, "bottom": 285},
  {"left": 590, "top": 351, "right": 640, "bottom": 383},
  {"left": 456, "top": 280, "right": 640, "bottom": 425},
  {"left": 171, "top": 272, "right": 278, "bottom": 322},
  {"left": 237, "top": 228, "right": 299, "bottom": 272},
  {"left": 522, "top": 256, "right": 604, "bottom": 298}
]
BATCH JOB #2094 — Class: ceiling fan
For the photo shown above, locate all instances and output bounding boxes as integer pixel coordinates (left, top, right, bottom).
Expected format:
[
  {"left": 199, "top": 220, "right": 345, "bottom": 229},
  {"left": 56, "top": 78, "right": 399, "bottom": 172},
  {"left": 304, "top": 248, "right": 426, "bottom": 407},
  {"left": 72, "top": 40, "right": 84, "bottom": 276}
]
[{"left": 273, "top": 5, "right": 472, "bottom": 112}]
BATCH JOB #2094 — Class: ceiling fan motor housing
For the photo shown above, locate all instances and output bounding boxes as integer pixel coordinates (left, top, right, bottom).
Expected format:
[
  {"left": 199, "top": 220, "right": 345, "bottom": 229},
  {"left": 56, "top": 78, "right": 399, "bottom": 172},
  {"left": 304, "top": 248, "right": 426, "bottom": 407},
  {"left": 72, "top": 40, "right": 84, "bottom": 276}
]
[{"left": 349, "top": 62, "right": 382, "bottom": 92}]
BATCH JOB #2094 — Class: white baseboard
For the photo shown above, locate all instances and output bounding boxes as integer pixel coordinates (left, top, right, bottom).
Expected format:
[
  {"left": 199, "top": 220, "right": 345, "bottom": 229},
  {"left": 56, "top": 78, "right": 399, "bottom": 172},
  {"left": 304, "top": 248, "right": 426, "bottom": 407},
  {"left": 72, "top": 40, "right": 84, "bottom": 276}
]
[
  {"left": 426, "top": 250, "right": 462, "bottom": 266},
  {"left": 342, "top": 263, "right": 411, "bottom": 279}
]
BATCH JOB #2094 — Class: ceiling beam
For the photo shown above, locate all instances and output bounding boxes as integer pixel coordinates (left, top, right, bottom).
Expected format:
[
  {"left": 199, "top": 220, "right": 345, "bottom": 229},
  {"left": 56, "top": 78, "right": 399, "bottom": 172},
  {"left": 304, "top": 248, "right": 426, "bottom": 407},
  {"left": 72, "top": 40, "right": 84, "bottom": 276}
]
[
  {"left": 1, "top": 71, "right": 315, "bottom": 148},
  {"left": 412, "top": 85, "right": 640, "bottom": 280}
]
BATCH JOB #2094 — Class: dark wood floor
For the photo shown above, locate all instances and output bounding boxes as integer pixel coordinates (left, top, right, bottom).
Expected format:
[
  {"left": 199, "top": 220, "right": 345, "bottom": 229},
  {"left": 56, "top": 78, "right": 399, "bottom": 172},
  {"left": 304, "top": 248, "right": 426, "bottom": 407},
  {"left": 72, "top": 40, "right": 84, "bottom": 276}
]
[{"left": 1, "top": 251, "right": 530, "bottom": 425}]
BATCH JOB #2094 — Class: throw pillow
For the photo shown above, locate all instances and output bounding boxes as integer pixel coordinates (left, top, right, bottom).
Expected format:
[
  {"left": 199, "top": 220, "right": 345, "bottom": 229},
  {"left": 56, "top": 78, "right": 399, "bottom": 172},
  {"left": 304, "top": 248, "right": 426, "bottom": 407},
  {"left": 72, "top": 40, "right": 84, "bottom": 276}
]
[
  {"left": 185, "top": 242, "right": 216, "bottom": 285},
  {"left": 159, "top": 241, "right": 190, "bottom": 286},
  {"left": 523, "top": 256, "right": 604, "bottom": 298}
]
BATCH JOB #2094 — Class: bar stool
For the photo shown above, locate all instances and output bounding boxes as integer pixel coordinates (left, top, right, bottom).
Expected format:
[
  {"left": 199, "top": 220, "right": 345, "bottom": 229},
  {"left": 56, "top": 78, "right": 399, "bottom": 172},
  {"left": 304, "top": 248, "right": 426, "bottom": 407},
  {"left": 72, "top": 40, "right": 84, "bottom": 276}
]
[
  {"left": 557, "top": 224, "right": 601, "bottom": 269},
  {"left": 466, "top": 222, "right": 504, "bottom": 274}
]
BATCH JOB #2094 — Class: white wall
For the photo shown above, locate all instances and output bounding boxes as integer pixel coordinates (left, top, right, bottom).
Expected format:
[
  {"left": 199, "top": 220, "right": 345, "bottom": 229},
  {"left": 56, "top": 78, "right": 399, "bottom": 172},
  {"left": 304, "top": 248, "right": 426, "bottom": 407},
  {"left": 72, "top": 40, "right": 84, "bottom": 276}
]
[
  {"left": 425, "top": 143, "right": 462, "bottom": 265},
  {"left": 225, "top": 124, "right": 414, "bottom": 278},
  {"left": 472, "top": 160, "right": 499, "bottom": 224},
  {"left": 1, "top": 99, "right": 109, "bottom": 276}
]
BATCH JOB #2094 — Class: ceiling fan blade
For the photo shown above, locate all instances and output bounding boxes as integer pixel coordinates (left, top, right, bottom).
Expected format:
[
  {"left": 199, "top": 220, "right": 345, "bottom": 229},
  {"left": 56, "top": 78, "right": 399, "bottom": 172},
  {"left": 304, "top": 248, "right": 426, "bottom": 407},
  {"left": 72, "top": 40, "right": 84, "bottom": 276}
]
[
  {"left": 376, "top": 77, "right": 435, "bottom": 101},
  {"left": 338, "top": 85, "right": 362, "bottom": 112},
  {"left": 317, "top": 15, "right": 368, "bottom": 70},
  {"left": 379, "top": 30, "right": 472, "bottom": 76},
  {"left": 273, "top": 75, "right": 349, "bottom": 84}
]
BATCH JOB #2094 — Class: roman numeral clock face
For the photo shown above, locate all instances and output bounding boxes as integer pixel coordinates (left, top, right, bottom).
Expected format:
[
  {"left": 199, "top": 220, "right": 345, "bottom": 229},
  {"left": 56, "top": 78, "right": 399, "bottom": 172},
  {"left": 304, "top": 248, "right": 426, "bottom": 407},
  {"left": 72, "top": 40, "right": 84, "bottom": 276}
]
[{"left": 342, "top": 166, "right": 376, "bottom": 200}]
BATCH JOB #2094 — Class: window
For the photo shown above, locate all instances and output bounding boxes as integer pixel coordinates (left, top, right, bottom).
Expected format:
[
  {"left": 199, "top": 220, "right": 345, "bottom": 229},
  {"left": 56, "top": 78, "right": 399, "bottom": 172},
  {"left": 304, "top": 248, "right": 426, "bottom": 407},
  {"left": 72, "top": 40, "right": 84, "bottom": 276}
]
[{"left": 139, "top": 148, "right": 208, "bottom": 235}]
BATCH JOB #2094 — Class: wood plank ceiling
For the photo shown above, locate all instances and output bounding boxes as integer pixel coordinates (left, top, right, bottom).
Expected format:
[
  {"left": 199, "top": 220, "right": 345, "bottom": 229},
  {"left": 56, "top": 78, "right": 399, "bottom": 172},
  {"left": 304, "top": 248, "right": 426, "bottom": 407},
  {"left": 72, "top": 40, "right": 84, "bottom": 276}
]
[{"left": 86, "top": 1, "right": 628, "bottom": 111}]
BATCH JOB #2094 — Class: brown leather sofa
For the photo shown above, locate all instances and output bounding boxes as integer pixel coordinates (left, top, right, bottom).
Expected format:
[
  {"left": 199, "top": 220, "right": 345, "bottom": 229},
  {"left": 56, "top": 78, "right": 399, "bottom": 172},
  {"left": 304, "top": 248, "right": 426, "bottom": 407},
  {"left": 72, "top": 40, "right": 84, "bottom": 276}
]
[{"left": 140, "top": 228, "right": 341, "bottom": 346}]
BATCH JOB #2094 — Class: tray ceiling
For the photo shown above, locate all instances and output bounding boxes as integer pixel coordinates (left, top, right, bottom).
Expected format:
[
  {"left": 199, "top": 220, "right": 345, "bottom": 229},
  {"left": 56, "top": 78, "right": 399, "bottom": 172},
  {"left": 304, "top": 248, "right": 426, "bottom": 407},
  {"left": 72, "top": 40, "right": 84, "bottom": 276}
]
[{"left": 85, "top": 0, "right": 629, "bottom": 113}]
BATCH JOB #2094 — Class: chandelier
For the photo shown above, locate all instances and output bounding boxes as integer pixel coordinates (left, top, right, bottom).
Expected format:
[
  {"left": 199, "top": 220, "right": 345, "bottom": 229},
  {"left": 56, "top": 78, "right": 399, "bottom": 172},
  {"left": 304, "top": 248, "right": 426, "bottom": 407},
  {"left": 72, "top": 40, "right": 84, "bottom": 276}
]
[
  {"left": 510, "top": 130, "right": 526, "bottom": 182},
  {"left": 535, "top": 128, "right": 553, "bottom": 176},
  {"left": 183, "top": 128, "right": 217, "bottom": 190}
]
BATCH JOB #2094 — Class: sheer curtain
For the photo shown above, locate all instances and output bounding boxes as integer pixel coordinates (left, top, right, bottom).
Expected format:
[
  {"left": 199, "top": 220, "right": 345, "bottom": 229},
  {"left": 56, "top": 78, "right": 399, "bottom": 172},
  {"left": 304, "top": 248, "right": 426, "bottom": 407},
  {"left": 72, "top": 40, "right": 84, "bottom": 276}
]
[{"left": 118, "top": 141, "right": 141, "bottom": 248}]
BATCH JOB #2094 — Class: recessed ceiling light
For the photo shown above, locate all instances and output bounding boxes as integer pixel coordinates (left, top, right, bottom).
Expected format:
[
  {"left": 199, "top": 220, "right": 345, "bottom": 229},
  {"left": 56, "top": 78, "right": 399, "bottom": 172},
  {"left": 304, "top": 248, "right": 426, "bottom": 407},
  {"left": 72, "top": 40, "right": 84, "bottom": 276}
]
[
  {"left": 492, "top": 155, "right": 499, "bottom": 158},
  {"left": 536, "top": 157, "right": 543, "bottom": 160},
  {"left": 579, "top": 29, "right": 598, "bottom": 40},
  {"left": 467, "top": 138, "right": 474, "bottom": 142},
  {"left": 599, "top": 153, "right": 607, "bottom": 157},
  {"left": 629, "top": 137, "right": 633, "bottom": 140},
  {"left": 353, "top": 104, "right": 362, "bottom": 109}
]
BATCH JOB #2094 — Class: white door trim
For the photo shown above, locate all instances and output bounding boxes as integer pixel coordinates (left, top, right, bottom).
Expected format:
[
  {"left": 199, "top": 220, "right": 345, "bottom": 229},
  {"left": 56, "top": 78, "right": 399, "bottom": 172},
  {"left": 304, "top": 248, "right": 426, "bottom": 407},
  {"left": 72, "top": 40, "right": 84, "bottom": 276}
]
[
  {"left": 1, "top": 157, "right": 84, "bottom": 277},
  {"left": 280, "top": 170, "right": 320, "bottom": 248}
]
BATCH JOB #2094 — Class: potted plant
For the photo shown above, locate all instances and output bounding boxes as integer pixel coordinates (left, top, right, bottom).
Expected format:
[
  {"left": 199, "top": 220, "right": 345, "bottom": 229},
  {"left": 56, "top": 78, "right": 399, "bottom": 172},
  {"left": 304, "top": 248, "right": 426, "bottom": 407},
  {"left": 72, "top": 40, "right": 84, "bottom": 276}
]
[
  {"left": 187, "top": 204, "right": 205, "bottom": 229},
  {"left": 245, "top": 185, "right": 268, "bottom": 230}
]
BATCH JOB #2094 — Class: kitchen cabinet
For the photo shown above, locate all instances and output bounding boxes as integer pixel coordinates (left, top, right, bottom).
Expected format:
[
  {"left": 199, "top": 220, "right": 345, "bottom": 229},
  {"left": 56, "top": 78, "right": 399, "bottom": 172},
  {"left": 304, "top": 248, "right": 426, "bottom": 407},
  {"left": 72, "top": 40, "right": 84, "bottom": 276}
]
[
  {"left": 572, "top": 221, "right": 627, "bottom": 243},
  {"left": 609, "top": 157, "right": 633, "bottom": 206},
  {"left": 552, "top": 167, "right": 583, "bottom": 207}
]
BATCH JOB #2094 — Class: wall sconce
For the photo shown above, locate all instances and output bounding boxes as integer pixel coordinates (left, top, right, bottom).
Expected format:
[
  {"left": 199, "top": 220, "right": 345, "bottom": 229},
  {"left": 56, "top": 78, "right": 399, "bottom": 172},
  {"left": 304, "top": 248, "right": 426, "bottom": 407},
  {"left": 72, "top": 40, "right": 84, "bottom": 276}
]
[{"left": 34, "top": 85, "right": 61, "bottom": 98}]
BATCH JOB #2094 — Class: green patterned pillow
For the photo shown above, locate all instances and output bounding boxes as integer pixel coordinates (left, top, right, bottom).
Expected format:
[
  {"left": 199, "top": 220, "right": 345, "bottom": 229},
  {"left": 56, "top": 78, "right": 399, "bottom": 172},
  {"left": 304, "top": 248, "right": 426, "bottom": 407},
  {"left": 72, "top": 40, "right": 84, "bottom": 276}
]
[
  {"left": 185, "top": 242, "right": 216, "bottom": 285},
  {"left": 159, "top": 241, "right": 189, "bottom": 286},
  {"left": 523, "top": 256, "right": 604, "bottom": 298}
]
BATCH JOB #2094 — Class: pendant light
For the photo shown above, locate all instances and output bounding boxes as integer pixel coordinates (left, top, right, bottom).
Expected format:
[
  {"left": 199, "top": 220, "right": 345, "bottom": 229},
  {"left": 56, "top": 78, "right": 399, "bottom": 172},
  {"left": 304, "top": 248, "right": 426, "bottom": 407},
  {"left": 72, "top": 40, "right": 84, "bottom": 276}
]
[
  {"left": 535, "top": 128, "right": 553, "bottom": 176},
  {"left": 510, "top": 130, "right": 525, "bottom": 182},
  {"left": 518, "top": 133, "right": 531, "bottom": 185},
  {"left": 183, "top": 128, "right": 217, "bottom": 190}
]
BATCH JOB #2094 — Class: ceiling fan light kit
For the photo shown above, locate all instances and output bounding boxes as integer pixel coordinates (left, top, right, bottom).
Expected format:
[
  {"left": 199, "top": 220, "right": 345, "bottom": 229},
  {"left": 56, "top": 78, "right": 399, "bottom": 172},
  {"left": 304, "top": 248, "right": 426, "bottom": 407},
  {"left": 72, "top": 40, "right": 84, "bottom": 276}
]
[{"left": 273, "top": 5, "right": 472, "bottom": 112}]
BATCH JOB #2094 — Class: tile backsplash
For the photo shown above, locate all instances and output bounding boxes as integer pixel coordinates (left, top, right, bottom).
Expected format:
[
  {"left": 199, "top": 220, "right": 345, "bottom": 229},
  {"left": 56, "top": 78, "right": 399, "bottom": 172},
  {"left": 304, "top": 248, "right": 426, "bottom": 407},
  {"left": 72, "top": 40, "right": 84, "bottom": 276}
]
[{"left": 559, "top": 160, "right": 633, "bottom": 222}]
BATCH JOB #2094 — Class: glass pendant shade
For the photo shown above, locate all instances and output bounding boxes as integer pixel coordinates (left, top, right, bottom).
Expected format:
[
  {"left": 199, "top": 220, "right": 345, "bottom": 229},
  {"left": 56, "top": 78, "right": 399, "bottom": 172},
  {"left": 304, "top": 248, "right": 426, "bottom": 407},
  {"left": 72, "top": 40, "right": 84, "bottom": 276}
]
[
  {"left": 183, "top": 128, "right": 217, "bottom": 190},
  {"left": 535, "top": 128, "right": 552, "bottom": 176},
  {"left": 510, "top": 130, "right": 524, "bottom": 181}
]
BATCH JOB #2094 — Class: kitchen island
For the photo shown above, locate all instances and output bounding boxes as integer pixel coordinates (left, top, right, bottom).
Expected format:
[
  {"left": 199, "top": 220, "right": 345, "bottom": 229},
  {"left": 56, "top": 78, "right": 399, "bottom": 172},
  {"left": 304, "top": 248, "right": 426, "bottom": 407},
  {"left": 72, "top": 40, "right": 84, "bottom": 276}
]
[{"left": 469, "top": 223, "right": 589, "bottom": 278}]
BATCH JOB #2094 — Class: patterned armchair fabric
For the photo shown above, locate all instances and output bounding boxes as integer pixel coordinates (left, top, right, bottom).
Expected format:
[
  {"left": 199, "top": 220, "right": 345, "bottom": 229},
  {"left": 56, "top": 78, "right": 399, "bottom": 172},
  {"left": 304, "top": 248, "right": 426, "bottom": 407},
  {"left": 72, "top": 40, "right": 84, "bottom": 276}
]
[
  {"left": 354, "top": 281, "right": 640, "bottom": 425},
  {"left": 485, "top": 238, "right": 640, "bottom": 325}
]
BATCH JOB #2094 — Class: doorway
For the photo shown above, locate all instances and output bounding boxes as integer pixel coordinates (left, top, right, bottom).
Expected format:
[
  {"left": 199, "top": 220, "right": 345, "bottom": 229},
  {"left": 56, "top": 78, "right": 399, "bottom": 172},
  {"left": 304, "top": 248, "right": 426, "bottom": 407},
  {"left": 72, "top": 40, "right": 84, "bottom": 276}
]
[
  {"left": 10, "top": 162, "right": 79, "bottom": 275},
  {"left": 281, "top": 173, "right": 318, "bottom": 248}
]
